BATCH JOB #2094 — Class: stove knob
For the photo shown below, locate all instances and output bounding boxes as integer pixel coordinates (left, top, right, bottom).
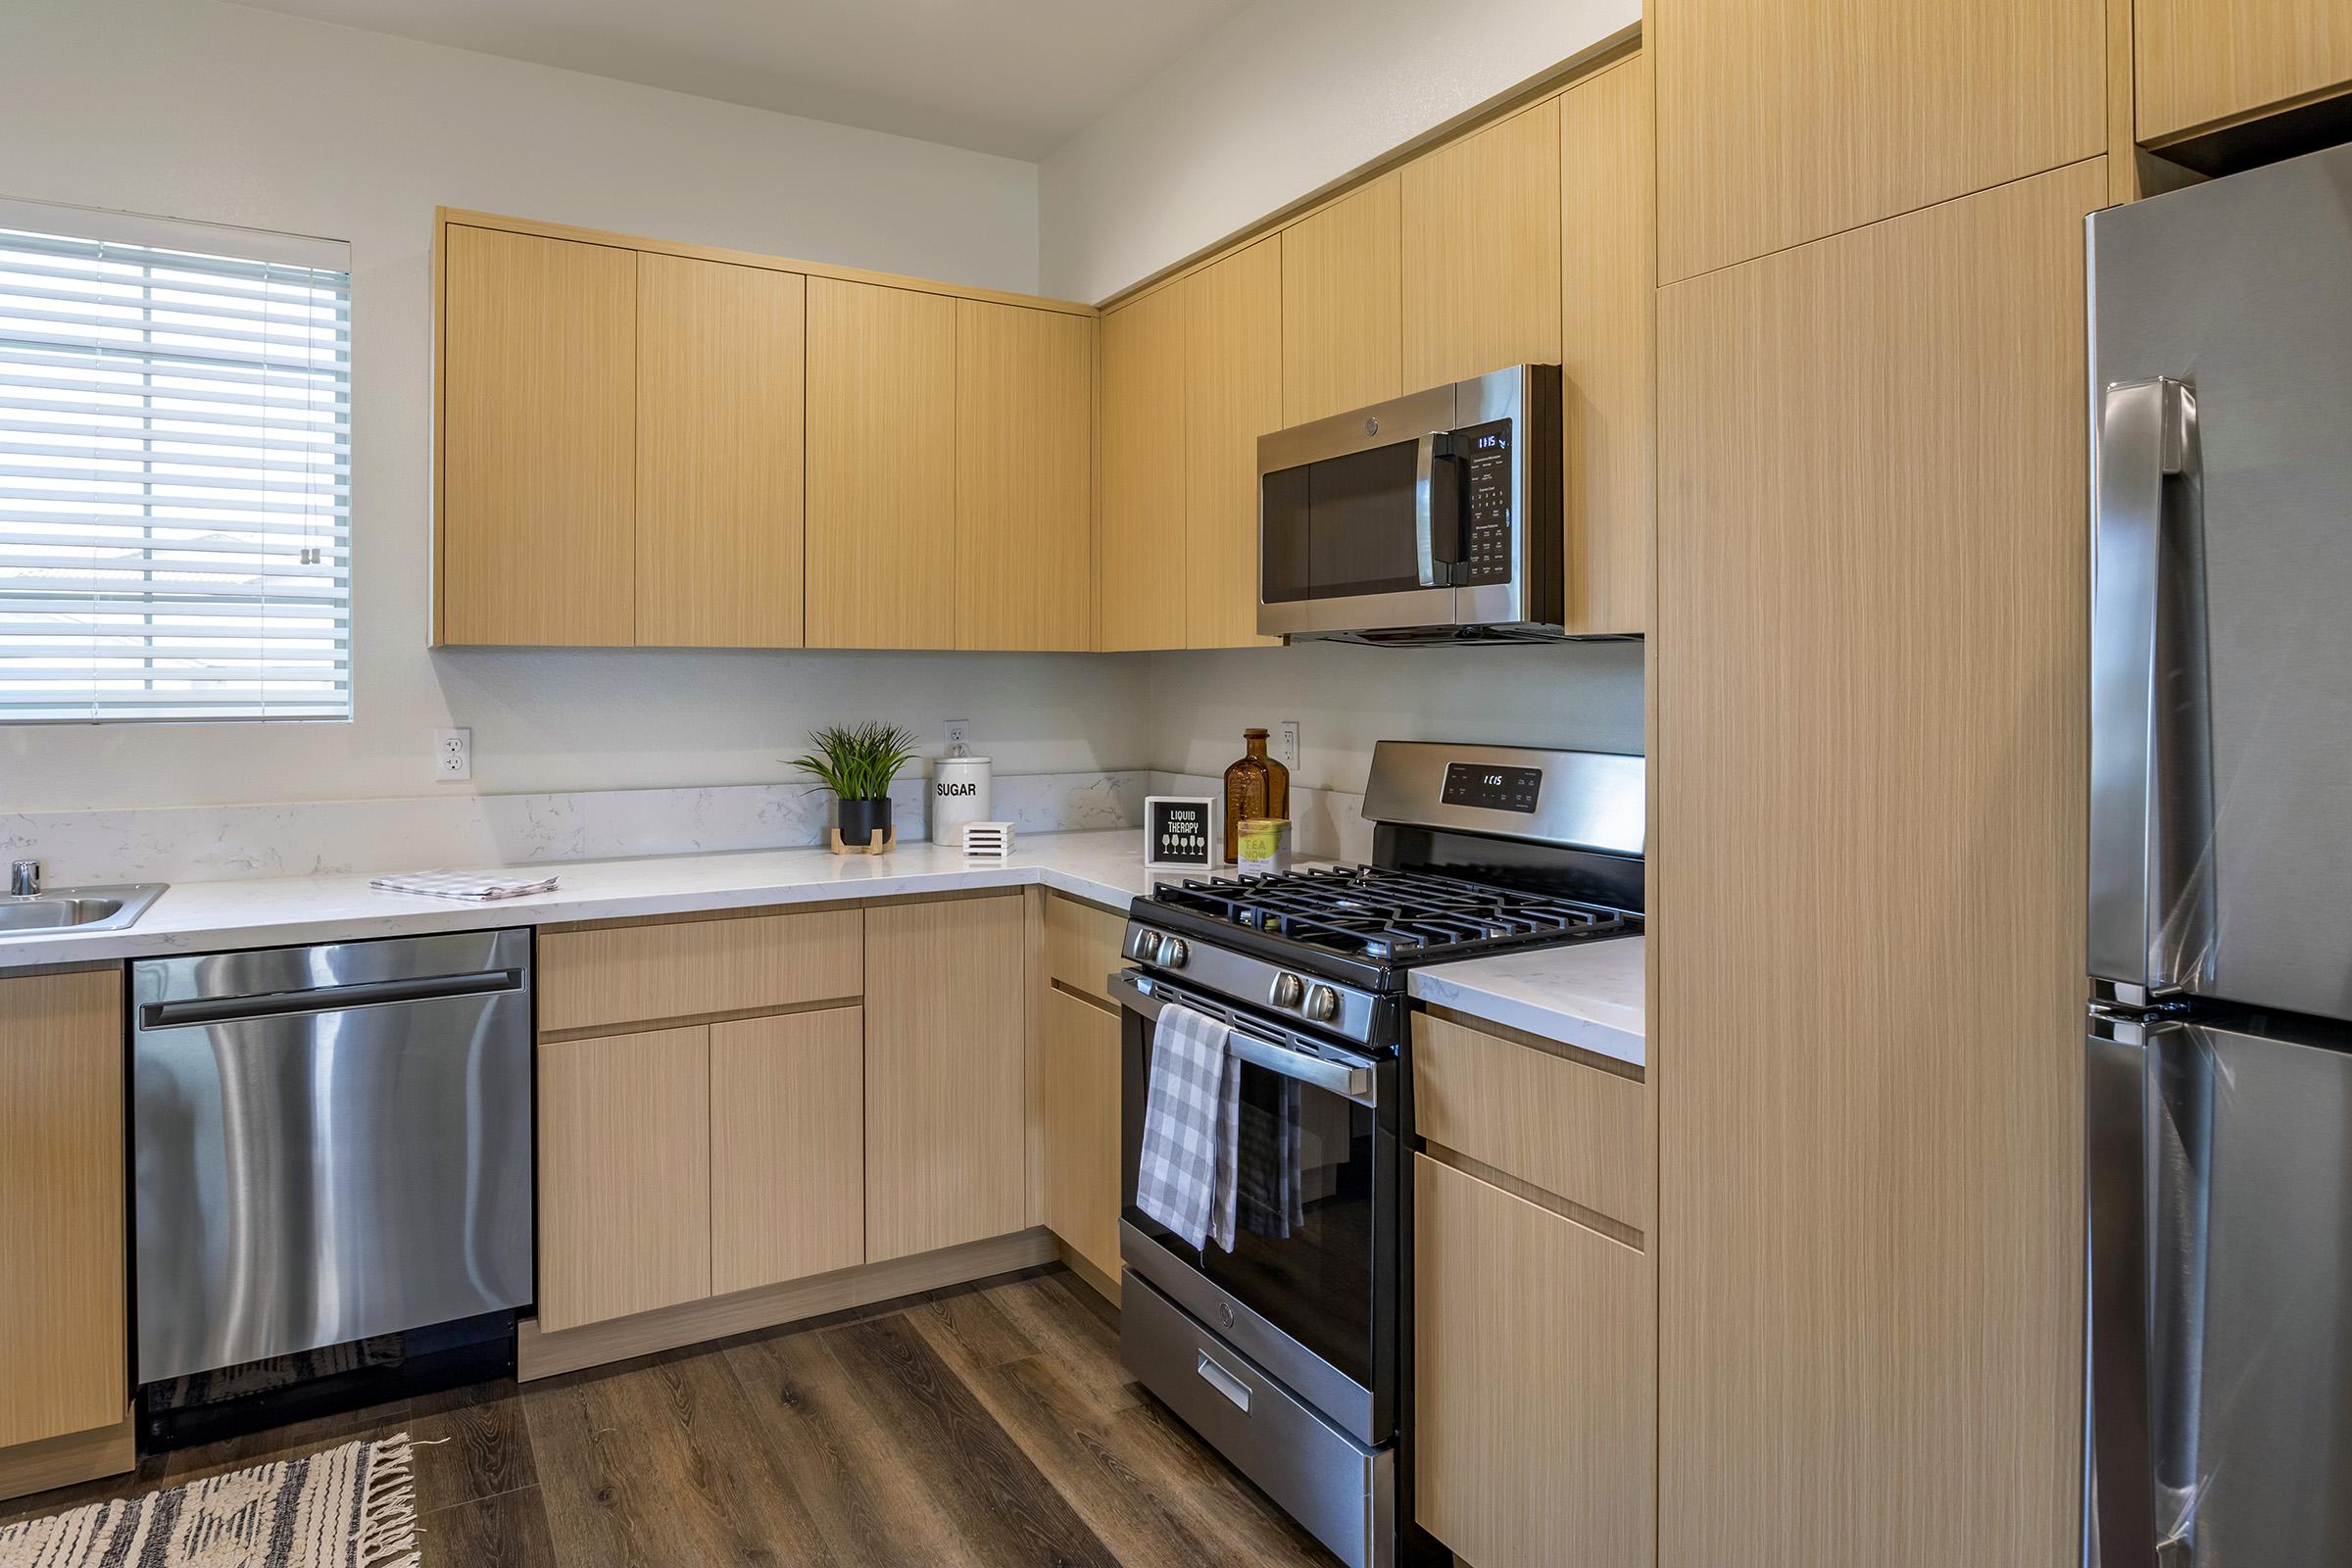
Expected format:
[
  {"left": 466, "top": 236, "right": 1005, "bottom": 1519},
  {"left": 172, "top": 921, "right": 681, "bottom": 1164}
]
[
  {"left": 1270, "top": 972, "right": 1306, "bottom": 1008},
  {"left": 1306, "top": 984, "right": 1340, "bottom": 1022},
  {"left": 1133, "top": 929, "right": 1162, "bottom": 962},
  {"left": 1161, "top": 937, "right": 1190, "bottom": 970}
]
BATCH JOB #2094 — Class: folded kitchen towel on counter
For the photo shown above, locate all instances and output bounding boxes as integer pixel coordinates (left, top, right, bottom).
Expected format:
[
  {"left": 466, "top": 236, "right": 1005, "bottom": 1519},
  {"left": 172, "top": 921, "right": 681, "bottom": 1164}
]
[
  {"left": 1135, "top": 1001, "right": 1239, "bottom": 1250},
  {"left": 368, "top": 869, "right": 561, "bottom": 901}
]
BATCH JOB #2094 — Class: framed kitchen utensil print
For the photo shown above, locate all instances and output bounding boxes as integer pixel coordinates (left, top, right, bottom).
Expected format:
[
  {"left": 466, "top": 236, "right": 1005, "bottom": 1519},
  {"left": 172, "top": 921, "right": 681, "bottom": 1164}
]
[{"left": 1145, "top": 796, "right": 1218, "bottom": 870}]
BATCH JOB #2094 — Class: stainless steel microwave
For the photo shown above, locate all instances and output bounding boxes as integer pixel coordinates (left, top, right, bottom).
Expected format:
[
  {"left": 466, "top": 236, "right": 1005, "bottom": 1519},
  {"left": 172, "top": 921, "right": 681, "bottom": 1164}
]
[{"left": 1256, "top": 364, "right": 1562, "bottom": 643}]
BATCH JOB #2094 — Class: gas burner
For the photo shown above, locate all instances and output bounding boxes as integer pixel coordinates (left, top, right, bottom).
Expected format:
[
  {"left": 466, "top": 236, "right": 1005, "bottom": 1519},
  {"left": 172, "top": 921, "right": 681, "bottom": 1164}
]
[{"left": 1150, "top": 864, "right": 1628, "bottom": 965}]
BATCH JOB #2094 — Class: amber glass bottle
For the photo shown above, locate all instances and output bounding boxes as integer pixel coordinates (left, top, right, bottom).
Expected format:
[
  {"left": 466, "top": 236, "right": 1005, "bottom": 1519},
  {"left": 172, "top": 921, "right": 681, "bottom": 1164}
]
[{"left": 1221, "top": 727, "right": 1291, "bottom": 863}]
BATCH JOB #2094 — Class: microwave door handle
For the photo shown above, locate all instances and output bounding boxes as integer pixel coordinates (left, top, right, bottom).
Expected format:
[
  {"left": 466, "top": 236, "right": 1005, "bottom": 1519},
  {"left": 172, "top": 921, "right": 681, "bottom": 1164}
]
[
  {"left": 1413, "top": 431, "right": 1455, "bottom": 588},
  {"left": 2088, "top": 376, "right": 2211, "bottom": 997}
]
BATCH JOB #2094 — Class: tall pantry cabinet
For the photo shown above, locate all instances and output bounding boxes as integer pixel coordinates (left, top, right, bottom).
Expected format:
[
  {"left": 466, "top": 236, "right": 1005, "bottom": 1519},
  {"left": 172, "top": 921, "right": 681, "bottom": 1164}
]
[{"left": 1651, "top": 0, "right": 2108, "bottom": 1562}]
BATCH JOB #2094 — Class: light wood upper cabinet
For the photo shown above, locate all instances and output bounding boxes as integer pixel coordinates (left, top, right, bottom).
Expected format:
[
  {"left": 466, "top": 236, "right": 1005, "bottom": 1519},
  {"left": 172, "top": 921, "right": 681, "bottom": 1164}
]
[
  {"left": 1655, "top": 160, "right": 2102, "bottom": 1566},
  {"left": 2136, "top": 0, "right": 2352, "bottom": 141},
  {"left": 439, "top": 225, "right": 637, "bottom": 646},
  {"left": 1414, "top": 1154, "right": 1651, "bottom": 1568},
  {"left": 0, "top": 969, "right": 125, "bottom": 1451},
  {"left": 710, "top": 1007, "right": 865, "bottom": 1296},
  {"left": 864, "top": 895, "right": 1028, "bottom": 1262},
  {"left": 1402, "top": 100, "right": 1562, "bottom": 388},
  {"left": 1282, "top": 173, "right": 1402, "bottom": 426},
  {"left": 537, "top": 1023, "right": 712, "bottom": 1333},
  {"left": 1098, "top": 285, "right": 1189, "bottom": 652},
  {"left": 1652, "top": 0, "right": 2104, "bottom": 281},
  {"left": 1039, "top": 986, "right": 1123, "bottom": 1286},
  {"left": 1182, "top": 235, "right": 1283, "bottom": 650},
  {"left": 1559, "top": 55, "right": 1653, "bottom": 638},
  {"left": 635, "top": 255, "right": 805, "bottom": 649},
  {"left": 956, "top": 301, "right": 1094, "bottom": 651},
  {"left": 805, "top": 278, "right": 957, "bottom": 649}
]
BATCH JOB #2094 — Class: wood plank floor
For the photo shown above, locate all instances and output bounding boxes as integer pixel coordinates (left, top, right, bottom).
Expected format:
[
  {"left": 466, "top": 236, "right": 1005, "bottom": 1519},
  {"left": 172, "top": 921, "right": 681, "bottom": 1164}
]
[{"left": 2, "top": 1266, "right": 1342, "bottom": 1567}]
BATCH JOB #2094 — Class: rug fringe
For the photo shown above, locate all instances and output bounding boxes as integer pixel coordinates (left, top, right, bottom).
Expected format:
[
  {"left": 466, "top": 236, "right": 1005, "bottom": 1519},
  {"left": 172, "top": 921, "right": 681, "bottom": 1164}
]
[{"left": 354, "top": 1433, "right": 421, "bottom": 1568}]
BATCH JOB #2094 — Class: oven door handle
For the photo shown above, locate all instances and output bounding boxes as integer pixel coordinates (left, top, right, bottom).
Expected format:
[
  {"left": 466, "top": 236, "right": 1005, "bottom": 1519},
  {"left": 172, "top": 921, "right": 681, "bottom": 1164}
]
[{"left": 1112, "top": 969, "right": 1375, "bottom": 1101}]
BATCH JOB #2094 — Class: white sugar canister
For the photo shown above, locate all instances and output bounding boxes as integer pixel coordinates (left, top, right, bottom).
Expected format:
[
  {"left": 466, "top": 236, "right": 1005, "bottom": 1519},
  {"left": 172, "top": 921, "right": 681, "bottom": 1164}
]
[{"left": 930, "top": 751, "right": 993, "bottom": 846}]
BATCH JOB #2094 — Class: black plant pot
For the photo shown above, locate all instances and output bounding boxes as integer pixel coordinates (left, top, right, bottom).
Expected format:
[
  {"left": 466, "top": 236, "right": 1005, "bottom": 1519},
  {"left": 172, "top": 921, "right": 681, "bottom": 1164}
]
[{"left": 836, "top": 796, "right": 892, "bottom": 848}]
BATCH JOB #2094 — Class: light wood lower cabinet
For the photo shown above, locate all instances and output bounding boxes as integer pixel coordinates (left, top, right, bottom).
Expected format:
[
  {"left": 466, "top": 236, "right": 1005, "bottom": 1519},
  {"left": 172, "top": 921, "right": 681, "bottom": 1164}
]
[
  {"left": 1414, "top": 1154, "right": 1651, "bottom": 1568},
  {"left": 865, "top": 894, "right": 1028, "bottom": 1262},
  {"left": 710, "top": 1007, "right": 865, "bottom": 1296},
  {"left": 536, "top": 1023, "right": 712, "bottom": 1334},
  {"left": 1038, "top": 987, "right": 1122, "bottom": 1283},
  {"left": 0, "top": 968, "right": 126, "bottom": 1454}
]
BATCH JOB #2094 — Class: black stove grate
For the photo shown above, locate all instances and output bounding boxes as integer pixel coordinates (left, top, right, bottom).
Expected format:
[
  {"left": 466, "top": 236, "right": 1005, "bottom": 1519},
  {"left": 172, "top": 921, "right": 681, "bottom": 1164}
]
[{"left": 1149, "top": 864, "right": 1629, "bottom": 964}]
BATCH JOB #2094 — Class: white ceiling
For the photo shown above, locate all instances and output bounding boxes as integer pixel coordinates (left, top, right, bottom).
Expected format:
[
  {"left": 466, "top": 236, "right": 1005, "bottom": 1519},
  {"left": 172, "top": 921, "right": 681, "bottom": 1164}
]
[{"left": 224, "top": 0, "right": 1255, "bottom": 160}]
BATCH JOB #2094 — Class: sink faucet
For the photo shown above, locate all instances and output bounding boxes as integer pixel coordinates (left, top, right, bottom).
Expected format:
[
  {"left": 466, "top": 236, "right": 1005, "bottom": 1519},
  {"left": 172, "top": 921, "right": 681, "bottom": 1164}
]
[{"left": 10, "top": 859, "right": 38, "bottom": 896}]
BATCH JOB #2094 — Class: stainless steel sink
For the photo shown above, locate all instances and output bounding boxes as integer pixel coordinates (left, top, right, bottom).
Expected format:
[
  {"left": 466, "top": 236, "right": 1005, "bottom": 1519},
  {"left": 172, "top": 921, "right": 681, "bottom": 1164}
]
[{"left": 0, "top": 883, "right": 167, "bottom": 933}]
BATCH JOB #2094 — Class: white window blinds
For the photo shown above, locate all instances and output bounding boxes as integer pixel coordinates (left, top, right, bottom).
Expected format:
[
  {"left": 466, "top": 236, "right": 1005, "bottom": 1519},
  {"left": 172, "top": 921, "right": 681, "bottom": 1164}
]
[{"left": 0, "top": 198, "right": 350, "bottom": 722}]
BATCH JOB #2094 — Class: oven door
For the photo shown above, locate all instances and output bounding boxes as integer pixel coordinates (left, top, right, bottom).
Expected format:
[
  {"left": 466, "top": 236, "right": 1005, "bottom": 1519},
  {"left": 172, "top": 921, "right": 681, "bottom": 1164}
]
[{"left": 1111, "top": 967, "right": 1398, "bottom": 1446}]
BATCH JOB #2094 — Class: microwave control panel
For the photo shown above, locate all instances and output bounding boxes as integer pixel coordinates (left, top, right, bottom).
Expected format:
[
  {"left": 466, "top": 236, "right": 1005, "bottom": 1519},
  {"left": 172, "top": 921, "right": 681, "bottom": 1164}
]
[{"left": 1459, "top": 418, "right": 1513, "bottom": 584}]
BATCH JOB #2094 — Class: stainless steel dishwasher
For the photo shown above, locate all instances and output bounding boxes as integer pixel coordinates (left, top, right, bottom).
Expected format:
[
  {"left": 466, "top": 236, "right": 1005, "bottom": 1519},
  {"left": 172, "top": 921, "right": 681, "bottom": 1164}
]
[{"left": 131, "top": 929, "right": 534, "bottom": 1390}]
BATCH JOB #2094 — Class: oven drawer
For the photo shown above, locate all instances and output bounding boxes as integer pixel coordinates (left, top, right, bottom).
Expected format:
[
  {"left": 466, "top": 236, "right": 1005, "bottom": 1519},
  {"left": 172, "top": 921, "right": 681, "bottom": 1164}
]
[
  {"left": 1121, "top": 1272, "right": 1393, "bottom": 1568},
  {"left": 1412, "top": 1011, "right": 1647, "bottom": 1232}
]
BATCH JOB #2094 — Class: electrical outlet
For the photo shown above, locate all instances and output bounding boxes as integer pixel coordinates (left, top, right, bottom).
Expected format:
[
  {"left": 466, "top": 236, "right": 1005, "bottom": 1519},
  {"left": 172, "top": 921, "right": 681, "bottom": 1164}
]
[
  {"left": 433, "top": 727, "right": 471, "bottom": 782},
  {"left": 1276, "top": 719, "right": 1300, "bottom": 774},
  {"left": 944, "top": 718, "right": 970, "bottom": 753}
]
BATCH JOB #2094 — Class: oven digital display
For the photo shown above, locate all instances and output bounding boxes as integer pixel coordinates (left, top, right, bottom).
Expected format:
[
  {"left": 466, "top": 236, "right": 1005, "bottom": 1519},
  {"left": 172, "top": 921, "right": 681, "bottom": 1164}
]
[{"left": 1441, "top": 761, "right": 1543, "bottom": 813}]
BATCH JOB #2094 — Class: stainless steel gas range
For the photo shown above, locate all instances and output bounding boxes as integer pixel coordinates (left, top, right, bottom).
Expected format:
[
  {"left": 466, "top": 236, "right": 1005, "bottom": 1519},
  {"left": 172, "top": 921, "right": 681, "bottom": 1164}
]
[{"left": 1111, "top": 740, "right": 1644, "bottom": 1568}]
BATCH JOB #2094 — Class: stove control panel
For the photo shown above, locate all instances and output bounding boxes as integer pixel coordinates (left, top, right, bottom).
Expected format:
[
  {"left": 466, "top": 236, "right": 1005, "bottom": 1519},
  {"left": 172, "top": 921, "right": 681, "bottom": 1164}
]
[{"left": 1440, "top": 760, "right": 1544, "bottom": 813}]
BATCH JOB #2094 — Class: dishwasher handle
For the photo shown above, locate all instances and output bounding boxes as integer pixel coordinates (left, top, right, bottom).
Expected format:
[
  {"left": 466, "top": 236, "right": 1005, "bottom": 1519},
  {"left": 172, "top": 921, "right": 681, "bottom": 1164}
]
[{"left": 139, "top": 967, "right": 525, "bottom": 1030}]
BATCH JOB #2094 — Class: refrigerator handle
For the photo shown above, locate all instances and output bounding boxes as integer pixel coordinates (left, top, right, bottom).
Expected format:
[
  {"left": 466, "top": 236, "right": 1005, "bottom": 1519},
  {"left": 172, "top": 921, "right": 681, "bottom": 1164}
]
[
  {"left": 2088, "top": 377, "right": 2211, "bottom": 999},
  {"left": 2085, "top": 1014, "right": 2161, "bottom": 1568}
]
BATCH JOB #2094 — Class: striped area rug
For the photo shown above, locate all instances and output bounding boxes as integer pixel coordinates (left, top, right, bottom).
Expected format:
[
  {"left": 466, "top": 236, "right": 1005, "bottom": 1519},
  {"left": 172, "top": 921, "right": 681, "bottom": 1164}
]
[{"left": 0, "top": 1434, "right": 417, "bottom": 1568}]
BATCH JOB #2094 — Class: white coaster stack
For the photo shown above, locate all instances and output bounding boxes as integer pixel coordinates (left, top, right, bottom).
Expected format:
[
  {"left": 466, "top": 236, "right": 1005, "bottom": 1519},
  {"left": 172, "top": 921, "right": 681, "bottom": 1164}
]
[{"left": 960, "top": 820, "right": 1015, "bottom": 858}]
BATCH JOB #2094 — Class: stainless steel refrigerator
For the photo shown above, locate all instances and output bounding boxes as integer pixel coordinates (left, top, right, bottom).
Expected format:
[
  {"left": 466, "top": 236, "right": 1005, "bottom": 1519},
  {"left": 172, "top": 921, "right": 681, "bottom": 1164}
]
[{"left": 2087, "top": 139, "right": 2352, "bottom": 1568}]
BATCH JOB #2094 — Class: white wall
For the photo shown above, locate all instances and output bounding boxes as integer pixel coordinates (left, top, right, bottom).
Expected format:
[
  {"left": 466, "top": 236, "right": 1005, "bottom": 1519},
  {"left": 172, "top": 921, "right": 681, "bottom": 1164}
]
[
  {"left": 1037, "top": 0, "right": 1639, "bottom": 303},
  {"left": 0, "top": 0, "right": 1149, "bottom": 812},
  {"left": 1146, "top": 640, "right": 1644, "bottom": 796}
]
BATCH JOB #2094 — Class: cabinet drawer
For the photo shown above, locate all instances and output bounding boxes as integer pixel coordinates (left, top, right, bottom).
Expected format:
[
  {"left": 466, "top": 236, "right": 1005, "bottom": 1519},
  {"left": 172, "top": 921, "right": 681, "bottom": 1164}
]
[
  {"left": 538, "top": 906, "right": 862, "bottom": 1034},
  {"left": 1412, "top": 1011, "right": 1646, "bottom": 1230},
  {"left": 1044, "top": 893, "right": 1126, "bottom": 1005},
  {"left": 1414, "top": 1153, "right": 1650, "bottom": 1568}
]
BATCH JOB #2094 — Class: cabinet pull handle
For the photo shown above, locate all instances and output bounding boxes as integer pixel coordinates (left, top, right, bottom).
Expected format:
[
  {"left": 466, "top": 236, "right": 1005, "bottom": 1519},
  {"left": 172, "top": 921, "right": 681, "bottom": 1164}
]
[{"left": 1196, "top": 1350, "right": 1252, "bottom": 1413}]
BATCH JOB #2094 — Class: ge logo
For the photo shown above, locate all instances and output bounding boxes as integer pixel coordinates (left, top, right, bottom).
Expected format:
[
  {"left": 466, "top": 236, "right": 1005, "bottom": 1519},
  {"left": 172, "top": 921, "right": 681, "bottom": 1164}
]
[
  {"left": 1219, "top": 1300, "right": 1236, "bottom": 1329},
  {"left": 1363, "top": 416, "right": 1379, "bottom": 436}
]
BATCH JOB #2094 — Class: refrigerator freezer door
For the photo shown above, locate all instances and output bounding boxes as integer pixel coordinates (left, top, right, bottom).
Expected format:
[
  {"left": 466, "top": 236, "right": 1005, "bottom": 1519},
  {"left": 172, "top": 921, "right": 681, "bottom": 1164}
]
[
  {"left": 2089, "top": 142, "right": 2352, "bottom": 1019},
  {"left": 2086, "top": 1009, "right": 2352, "bottom": 1566}
]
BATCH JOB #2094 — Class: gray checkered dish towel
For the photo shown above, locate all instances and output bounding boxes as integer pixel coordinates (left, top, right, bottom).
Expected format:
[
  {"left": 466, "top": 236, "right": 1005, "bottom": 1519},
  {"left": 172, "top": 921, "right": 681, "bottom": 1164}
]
[{"left": 1134, "top": 1002, "right": 1239, "bottom": 1250}]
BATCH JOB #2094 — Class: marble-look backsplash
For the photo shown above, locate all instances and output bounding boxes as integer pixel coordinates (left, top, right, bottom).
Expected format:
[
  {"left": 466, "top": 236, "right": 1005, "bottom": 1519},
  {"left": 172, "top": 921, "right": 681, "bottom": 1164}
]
[{"left": 1, "top": 771, "right": 1147, "bottom": 886}]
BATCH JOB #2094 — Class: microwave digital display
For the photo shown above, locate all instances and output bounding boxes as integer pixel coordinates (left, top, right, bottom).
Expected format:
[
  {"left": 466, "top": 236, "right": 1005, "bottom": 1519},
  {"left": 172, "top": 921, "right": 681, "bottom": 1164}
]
[{"left": 1441, "top": 761, "right": 1543, "bottom": 813}]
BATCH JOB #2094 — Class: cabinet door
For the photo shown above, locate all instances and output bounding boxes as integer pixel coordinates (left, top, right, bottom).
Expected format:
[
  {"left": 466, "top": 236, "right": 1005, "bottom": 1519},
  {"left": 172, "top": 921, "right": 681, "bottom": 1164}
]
[
  {"left": 2137, "top": 0, "right": 2352, "bottom": 141},
  {"left": 1181, "top": 236, "right": 1283, "bottom": 650},
  {"left": 1039, "top": 988, "right": 1122, "bottom": 1284},
  {"left": 710, "top": 1007, "right": 864, "bottom": 1296},
  {"left": 1653, "top": 0, "right": 2103, "bottom": 281},
  {"left": 1401, "top": 101, "right": 1562, "bottom": 389},
  {"left": 1414, "top": 1155, "right": 1650, "bottom": 1568},
  {"left": 1281, "top": 173, "right": 1402, "bottom": 426},
  {"left": 635, "top": 254, "right": 805, "bottom": 648},
  {"left": 1558, "top": 55, "right": 1653, "bottom": 638},
  {"left": 956, "top": 302, "right": 1094, "bottom": 651},
  {"left": 1098, "top": 287, "right": 1188, "bottom": 652},
  {"left": 863, "top": 895, "right": 1027, "bottom": 1261},
  {"left": 537, "top": 1024, "right": 710, "bottom": 1332},
  {"left": 0, "top": 970, "right": 124, "bottom": 1449},
  {"left": 805, "top": 278, "right": 956, "bottom": 649},
  {"left": 439, "top": 225, "right": 637, "bottom": 646},
  {"left": 1656, "top": 161, "right": 2101, "bottom": 1565}
]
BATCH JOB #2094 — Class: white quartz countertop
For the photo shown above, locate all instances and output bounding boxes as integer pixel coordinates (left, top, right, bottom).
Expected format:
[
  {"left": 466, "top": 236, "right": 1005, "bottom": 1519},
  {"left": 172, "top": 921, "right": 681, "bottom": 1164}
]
[
  {"left": 0, "top": 827, "right": 1646, "bottom": 1051},
  {"left": 1408, "top": 935, "right": 1647, "bottom": 1067}
]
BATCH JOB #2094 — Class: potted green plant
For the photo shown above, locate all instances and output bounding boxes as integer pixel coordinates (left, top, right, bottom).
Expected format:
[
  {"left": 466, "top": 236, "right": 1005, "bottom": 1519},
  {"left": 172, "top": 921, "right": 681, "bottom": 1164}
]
[{"left": 791, "top": 721, "right": 918, "bottom": 852}]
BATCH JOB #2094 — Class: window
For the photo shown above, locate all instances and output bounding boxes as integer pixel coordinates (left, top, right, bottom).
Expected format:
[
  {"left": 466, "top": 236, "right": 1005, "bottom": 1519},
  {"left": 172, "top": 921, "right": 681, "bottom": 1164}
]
[{"left": 0, "top": 198, "right": 350, "bottom": 721}]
